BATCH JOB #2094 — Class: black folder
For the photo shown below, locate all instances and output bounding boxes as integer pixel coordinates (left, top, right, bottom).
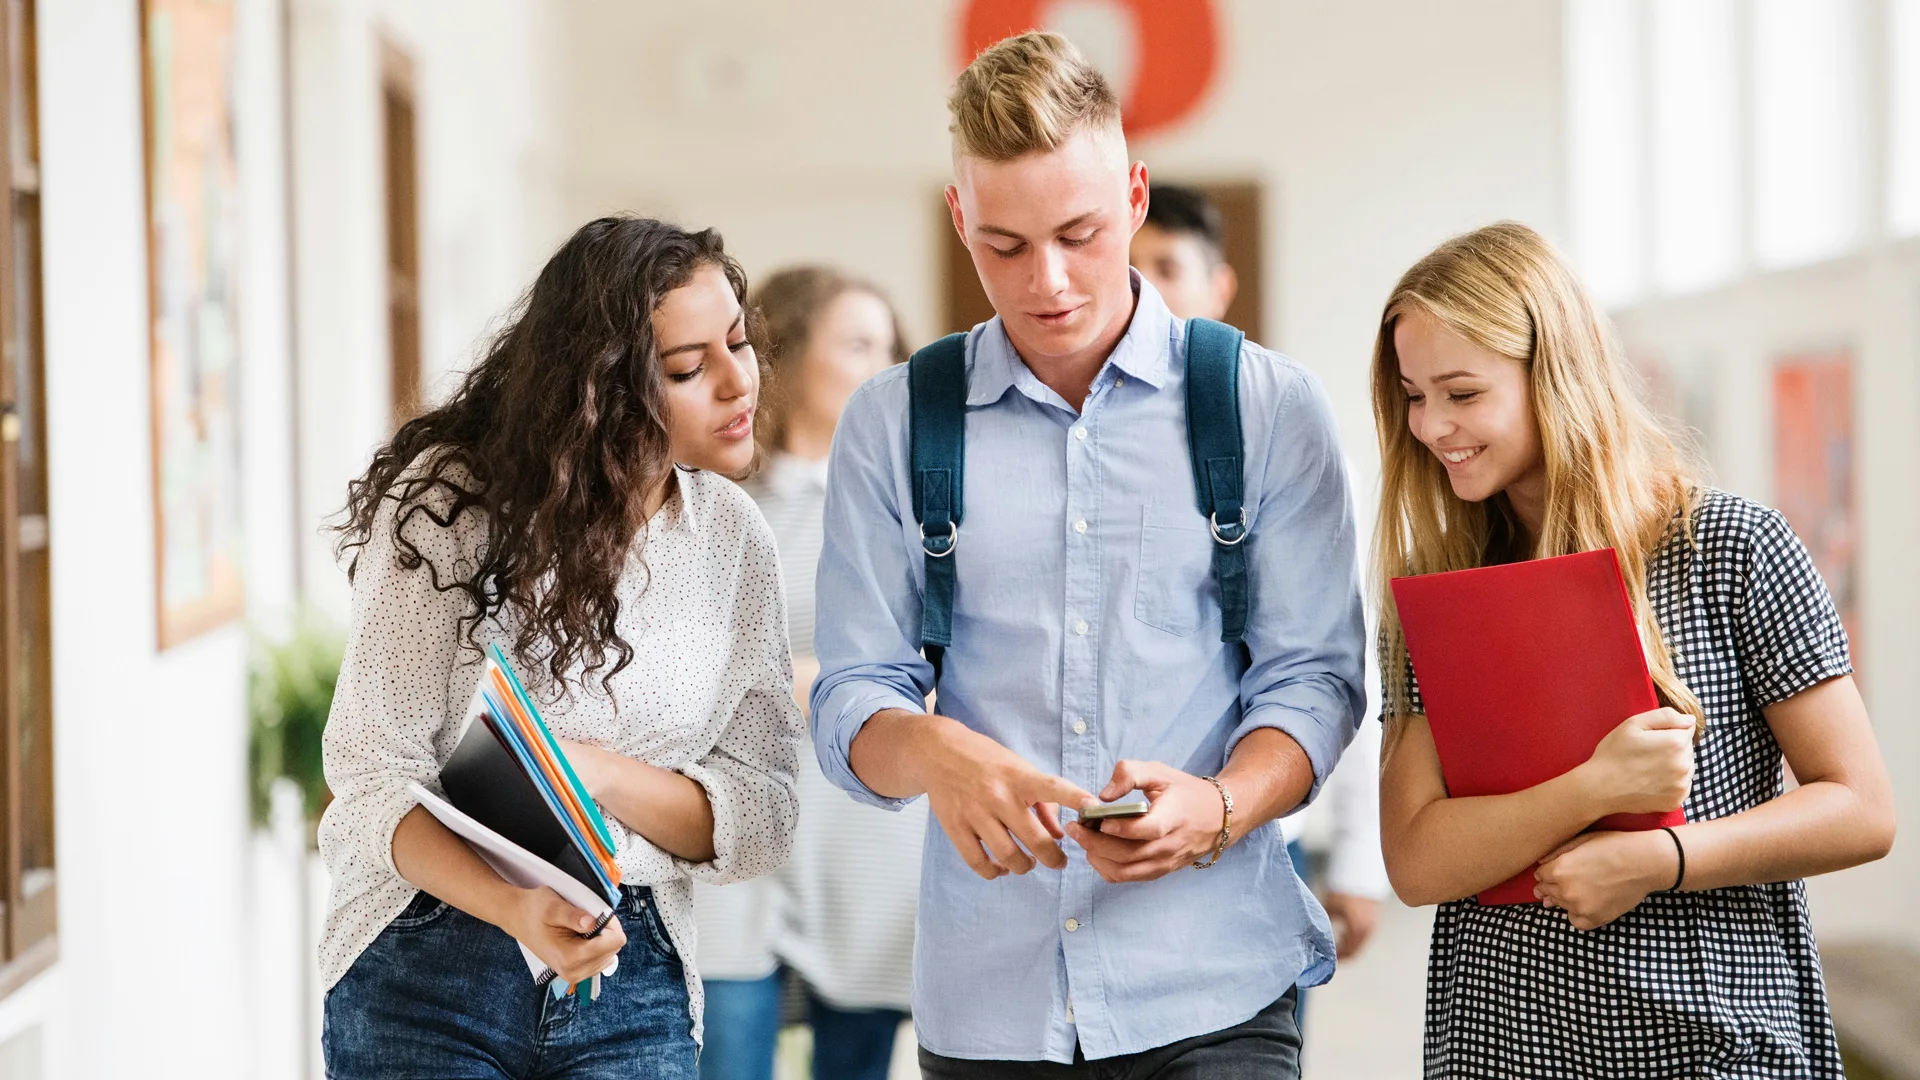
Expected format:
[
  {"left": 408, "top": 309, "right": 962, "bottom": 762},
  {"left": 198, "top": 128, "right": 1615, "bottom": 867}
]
[{"left": 438, "top": 715, "right": 608, "bottom": 903}]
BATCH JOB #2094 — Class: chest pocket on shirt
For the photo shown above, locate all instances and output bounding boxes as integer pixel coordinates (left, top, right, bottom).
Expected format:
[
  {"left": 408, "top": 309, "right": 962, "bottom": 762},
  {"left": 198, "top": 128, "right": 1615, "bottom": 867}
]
[{"left": 1133, "top": 501, "right": 1219, "bottom": 637}]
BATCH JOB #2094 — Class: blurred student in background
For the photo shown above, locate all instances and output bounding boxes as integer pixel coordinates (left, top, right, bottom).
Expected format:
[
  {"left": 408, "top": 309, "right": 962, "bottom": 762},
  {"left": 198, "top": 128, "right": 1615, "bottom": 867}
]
[
  {"left": 693, "top": 267, "right": 924, "bottom": 1080},
  {"left": 1133, "top": 185, "right": 1390, "bottom": 990},
  {"left": 1129, "top": 184, "right": 1238, "bottom": 330}
]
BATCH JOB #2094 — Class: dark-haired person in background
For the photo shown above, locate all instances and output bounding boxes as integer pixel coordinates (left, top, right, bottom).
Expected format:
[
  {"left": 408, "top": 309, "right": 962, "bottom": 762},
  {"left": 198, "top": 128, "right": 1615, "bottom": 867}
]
[
  {"left": 694, "top": 267, "right": 924, "bottom": 1080},
  {"left": 1133, "top": 186, "right": 1390, "bottom": 1009},
  {"left": 318, "top": 217, "right": 803, "bottom": 1080},
  {"left": 1130, "top": 184, "right": 1239, "bottom": 327}
]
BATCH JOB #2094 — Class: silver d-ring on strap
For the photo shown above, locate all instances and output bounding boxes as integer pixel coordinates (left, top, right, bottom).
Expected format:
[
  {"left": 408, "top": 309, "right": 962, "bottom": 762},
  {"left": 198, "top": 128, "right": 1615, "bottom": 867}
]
[
  {"left": 1208, "top": 509, "right": 1249, "bottom": 547},
  {"left": 921, "top": 521, "right": 959, "bottom": 558}
]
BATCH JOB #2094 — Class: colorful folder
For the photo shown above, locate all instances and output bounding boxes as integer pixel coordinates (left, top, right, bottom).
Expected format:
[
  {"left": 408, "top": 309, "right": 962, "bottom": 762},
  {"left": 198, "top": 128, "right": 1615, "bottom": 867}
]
[
  {"left": 424, "top": 644, "right": 626, "bottom": 991},
  {"left": 1390, "top": 548, "right": 1686, "bottom": 906}
]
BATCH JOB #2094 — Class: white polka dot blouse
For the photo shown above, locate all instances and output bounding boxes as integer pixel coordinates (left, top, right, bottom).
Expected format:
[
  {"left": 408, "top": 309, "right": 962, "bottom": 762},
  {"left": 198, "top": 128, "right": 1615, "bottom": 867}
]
[{"left": 315, "top": 461, "right": 803, "bottom": 1042}]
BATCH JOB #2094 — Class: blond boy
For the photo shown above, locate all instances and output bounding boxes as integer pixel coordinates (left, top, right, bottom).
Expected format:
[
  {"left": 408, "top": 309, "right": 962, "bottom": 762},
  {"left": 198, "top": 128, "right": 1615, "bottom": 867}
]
[{"left": 810, "top": 33, "right": 1364, "bottom": 1076}]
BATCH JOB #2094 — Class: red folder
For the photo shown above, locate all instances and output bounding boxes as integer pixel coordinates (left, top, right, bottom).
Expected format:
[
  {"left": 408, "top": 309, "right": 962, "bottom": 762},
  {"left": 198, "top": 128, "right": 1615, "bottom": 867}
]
[{"left": 1390, "top": 548, "right": 1684, "bottom": 905}]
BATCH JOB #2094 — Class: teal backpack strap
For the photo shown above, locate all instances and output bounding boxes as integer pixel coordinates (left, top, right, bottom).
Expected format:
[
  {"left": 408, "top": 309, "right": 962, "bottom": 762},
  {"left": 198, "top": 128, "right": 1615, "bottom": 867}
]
[
  {"left": 1184, "top": 318, "right": 1250, "bottom": 644},
  {"left": 908, "top": 333, "right": 969, "bottom": 681}
]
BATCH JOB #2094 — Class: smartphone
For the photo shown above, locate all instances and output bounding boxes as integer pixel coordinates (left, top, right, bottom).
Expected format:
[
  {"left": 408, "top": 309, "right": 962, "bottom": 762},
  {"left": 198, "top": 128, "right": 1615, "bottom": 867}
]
[{"left": 1076, "top": 799, "right": 1150, "bottom": 831}]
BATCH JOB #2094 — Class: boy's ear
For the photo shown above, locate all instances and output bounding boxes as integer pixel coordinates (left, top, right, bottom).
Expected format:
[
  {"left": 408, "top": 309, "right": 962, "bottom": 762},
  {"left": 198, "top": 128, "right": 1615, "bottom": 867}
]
[
  {"left": 1127, "top": 161, "right": 1151, "bottom": 232},
  {"left": 945, "top": 184, "right": 967, "bottom": 244}
]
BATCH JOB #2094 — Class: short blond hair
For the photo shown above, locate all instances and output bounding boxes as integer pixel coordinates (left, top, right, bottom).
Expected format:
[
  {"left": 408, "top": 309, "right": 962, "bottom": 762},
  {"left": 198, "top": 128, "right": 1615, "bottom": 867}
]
[{"left": 948, "top": 31, "right": 1122, "bottom": 162}]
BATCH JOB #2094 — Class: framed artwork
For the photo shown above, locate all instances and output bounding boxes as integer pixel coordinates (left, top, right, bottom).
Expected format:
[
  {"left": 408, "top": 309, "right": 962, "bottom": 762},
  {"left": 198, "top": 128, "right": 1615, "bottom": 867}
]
[
  {"left": 1772, "top": 352, "right": 1856, "bottom": 655},
  {"left": 1632, "top": 349, "right": 1716, "bottom": 464},
  {"left": 141, "top": 0, "right": 245, "bottom": 648}
]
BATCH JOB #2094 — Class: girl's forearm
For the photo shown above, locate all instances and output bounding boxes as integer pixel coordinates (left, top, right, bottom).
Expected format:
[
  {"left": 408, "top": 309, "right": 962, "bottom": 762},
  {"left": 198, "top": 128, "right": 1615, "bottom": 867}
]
[
  {"left": 1388, "top": 766, "right": 1611, "bottom": 906},
  {"left": 391, "top": 805, "right": 527, "bottom": 932},
  {"left": 1672, "top": 779, "right": 1895, "bottom": 892},
  {"left": 573, "top": 746, "right": 717, "bottom": 863}
]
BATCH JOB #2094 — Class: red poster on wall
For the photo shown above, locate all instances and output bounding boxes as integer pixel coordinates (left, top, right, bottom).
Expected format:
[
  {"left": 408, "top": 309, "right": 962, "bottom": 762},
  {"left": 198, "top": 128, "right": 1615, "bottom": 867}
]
[
  {"left": 957, "top": 0, "right": 1221, "bottom": 139},
  {"left": 1772, "top": 354, "right": 1858, "bottom": 658}
]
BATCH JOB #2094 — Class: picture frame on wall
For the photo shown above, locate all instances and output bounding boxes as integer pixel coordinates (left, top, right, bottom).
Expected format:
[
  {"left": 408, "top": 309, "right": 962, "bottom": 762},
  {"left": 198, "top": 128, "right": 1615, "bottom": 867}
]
[
  {"left": 1773, "top": 351, "right": 1857, "bottom": 659},
  {"left": 140, "top": 0, "right": 246, "bottom": 649}
]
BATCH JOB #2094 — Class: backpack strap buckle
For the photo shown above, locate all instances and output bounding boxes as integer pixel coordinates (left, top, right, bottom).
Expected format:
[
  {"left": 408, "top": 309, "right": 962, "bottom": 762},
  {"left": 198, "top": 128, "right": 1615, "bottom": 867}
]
[
  {"left": 1208, "top": 508, "right": 1248, "bottom": 547},
  {"left": 921, "top": 521, "right": 959, "bottom": 558}
]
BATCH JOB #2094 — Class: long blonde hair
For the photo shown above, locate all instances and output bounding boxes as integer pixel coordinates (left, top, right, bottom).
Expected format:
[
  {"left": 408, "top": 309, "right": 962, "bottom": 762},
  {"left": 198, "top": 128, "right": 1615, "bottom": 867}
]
[{"left": 1371, "top": 222, "right": 1704, "bottom": 740}]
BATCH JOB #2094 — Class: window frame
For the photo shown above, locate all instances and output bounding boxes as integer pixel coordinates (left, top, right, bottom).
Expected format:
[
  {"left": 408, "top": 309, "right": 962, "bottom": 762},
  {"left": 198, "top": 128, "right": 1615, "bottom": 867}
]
[{"left": 0, "top": 0, "right": 56, "bottom": 995}]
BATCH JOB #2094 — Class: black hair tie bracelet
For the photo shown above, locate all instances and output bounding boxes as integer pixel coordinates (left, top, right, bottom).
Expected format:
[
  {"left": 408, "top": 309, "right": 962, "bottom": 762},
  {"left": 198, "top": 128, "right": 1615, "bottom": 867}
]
[{"left": 1661, "top": 826, "right": 1686, "bottom": 892}]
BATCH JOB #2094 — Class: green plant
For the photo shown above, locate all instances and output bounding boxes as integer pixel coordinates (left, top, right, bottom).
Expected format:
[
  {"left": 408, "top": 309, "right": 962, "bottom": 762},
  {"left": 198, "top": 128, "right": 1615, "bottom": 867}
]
[{"left": 249, "top": 615, "right": 346, "bottom": 837}]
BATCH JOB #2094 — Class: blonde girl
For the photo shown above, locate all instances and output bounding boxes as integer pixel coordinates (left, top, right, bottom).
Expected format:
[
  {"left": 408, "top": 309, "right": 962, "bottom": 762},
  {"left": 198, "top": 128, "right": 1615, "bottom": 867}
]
[{"left": 1374, "top": 222, "right": 1894, "bottom": 1079}]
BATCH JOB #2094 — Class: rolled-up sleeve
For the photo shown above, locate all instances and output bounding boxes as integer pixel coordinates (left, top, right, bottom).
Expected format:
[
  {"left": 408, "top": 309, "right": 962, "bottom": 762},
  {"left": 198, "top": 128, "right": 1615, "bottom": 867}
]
[
  {"left": 678, "top": 516, "right": 804, "bottom": 885},
  {"left": 318, "top": 488, "right": 481, "bottom": 902},
  {"left": 1231, "top": 356, "right": 1367, "bottom": 807},
  {"left": 808, "top": 377, "right": 934, "bottom": 810}
]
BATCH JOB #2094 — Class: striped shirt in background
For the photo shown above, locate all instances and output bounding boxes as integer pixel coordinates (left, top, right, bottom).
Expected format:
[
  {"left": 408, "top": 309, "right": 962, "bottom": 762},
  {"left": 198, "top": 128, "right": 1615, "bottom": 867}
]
[{"left": 692, "top": 453, "right": 927, "bottom": 1010}]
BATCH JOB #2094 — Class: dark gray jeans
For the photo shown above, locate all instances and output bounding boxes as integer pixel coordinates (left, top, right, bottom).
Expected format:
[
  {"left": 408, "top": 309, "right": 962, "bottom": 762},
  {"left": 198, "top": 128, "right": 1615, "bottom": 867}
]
[{"left": 917, "top": 988, "right": 1302, "bottom": 1080}]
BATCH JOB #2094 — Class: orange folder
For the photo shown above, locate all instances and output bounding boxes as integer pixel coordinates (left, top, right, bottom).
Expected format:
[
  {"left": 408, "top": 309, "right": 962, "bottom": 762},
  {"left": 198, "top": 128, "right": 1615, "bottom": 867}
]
[{"left": 1390, "top": 548, "right": 1684, "bottom": 906}]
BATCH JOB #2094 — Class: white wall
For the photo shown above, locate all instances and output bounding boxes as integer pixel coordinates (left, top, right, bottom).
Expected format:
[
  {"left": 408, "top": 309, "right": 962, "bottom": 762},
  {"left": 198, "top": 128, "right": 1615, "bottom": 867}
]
[
  {"left": 289, "top": 0, "right": 569, "bottom": 624},
  {"left": 1612, "top": 243, "right": 1920, "bottom": 948},
  {"left": 551, "top": 0, "right": 1565, "bottom": 480},
  {"left": 36, "top": 0, "right": 265, "bottom": 1075}
]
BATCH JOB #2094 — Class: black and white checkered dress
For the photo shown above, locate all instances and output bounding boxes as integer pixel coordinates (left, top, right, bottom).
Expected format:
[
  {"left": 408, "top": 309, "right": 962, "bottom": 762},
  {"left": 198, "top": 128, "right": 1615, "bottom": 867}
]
[{"left": 1398, "top": 489, "right": 1851, "bottom": 1079}]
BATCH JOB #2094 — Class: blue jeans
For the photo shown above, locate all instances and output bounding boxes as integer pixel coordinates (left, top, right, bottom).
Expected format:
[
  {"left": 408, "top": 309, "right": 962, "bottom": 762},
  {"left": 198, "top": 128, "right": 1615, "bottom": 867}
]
[
  {"left": 324, "top": 886, "right": 697, "bottom": 1079},
  {"left": 699, "top": 968, "right": 905, "bottom": 1080}
]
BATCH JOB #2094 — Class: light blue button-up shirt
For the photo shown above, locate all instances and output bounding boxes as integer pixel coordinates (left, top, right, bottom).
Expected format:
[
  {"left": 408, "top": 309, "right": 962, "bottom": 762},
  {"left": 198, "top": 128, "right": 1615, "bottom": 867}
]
[{"left": 810, "top": 276, "right": 1365, "bottom": 1062}]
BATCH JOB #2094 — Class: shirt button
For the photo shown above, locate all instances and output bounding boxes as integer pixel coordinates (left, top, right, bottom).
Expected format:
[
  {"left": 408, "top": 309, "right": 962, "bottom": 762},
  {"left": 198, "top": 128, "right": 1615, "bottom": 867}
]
[
  {"left": 1066, "top": 1001, "right": 1077, "bottom": 1022},
  {"left": 1073, "top": 619, "right": 1088, "bottom": 636},
  {"left": 1116, "top": 375, "right": 1126, "bottom": 388},
  {"left": 1072, "top": 719, "right": 1087, "bottom": 735},
  {"left": 1073, "top": 519, "right": 1088, "bottom": 534},
  {"left": 1073, "top": 427, "right": 1088, "bottom": 441},
  {"left": 1065, "top": 918, "right": 1080, "bottom": 932}
]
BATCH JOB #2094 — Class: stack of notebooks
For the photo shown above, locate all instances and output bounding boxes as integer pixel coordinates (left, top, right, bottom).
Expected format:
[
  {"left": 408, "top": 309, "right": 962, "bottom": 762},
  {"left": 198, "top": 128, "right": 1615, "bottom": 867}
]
[{"left": 408, "top": 643, "right": 623, "bottom": 992}]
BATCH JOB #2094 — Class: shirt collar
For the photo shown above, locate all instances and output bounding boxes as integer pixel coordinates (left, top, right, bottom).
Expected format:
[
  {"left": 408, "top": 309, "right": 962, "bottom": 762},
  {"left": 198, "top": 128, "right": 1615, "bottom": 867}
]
[
  {"left": 966, "top": 269, "right": 1175, "bottom": 407},
  {"left": 656, "top": 465, "right": 699, "bottom": 536},
  {"left": 1108, "top": 270, "right": 1175, "bottom": 389}
]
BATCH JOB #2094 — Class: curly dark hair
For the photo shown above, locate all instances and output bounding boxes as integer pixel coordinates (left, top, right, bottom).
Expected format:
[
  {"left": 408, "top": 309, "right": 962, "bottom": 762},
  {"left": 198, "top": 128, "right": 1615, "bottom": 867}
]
[{"left": 334, "top": 216, "right": 763, "bottom": 692}]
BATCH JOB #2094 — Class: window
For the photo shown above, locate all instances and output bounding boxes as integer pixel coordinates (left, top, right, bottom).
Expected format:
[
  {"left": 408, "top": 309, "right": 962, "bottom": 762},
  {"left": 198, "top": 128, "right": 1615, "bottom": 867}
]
[
  {"left": 1890, "top": 0, "right": 1920, "bottom": 234},
  {"left": 382, "top": 42, "right": 422, "bottom": 430},
  {"left": 1750, "top": 0, "right": 1865, "bottom": 267},
  {"left": 1566, "top": 0, "right": 1889, "bottom": 301},
  {"left": 0, "top": 0, "right": 53, "bottom": 989},
  {"left": 1565, "top": 0, "right": 1647, "bottom": 306},
  {"left": 1649, "top": 0, "right": 1741, "bottom": 293}
]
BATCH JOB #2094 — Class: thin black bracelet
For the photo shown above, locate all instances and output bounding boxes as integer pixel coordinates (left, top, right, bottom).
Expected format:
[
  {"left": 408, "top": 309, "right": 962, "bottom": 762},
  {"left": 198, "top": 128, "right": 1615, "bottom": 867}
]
[{"left": 1661, "top": 826, "right": 1686, "bottom": 892}]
